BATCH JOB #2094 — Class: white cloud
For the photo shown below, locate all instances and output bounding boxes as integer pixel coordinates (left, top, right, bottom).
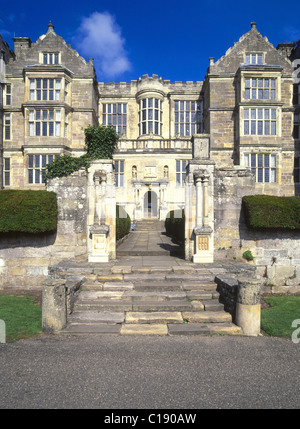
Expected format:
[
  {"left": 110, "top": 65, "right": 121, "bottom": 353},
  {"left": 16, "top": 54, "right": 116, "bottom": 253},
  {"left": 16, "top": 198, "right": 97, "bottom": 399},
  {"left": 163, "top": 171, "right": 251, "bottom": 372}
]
[{"left": 74, "top": 11, "right": 132, "bottom": 79}]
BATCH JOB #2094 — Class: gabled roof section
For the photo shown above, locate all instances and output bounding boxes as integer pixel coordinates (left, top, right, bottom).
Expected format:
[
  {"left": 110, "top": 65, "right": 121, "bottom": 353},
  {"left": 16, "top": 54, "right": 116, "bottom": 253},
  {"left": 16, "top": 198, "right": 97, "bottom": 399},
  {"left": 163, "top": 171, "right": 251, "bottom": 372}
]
[
  {"left": 7, "top": 21, "right": 96, "bottom": 78},
  {"left": 210, "top": 22, "right": 293, "bottom": 75},
  {"left": 35, "top": 21, "right": 88, "bottom": 67}
]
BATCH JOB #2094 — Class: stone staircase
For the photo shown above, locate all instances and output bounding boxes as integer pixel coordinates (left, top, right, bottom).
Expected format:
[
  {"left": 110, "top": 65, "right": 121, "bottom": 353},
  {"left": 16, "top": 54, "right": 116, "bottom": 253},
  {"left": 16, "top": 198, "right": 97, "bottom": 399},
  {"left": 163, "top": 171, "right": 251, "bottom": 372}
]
[
  {"left": 59, "top": 266, "right": 242, "bottom": 336},
  {"left": 135, "top": 219, "right": 165, "bottom": 231}
]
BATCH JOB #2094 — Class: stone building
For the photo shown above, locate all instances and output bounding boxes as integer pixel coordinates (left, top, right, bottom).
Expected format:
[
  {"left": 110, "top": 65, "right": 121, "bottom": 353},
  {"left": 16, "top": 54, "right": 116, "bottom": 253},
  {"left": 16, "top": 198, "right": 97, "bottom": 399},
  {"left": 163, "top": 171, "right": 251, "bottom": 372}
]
[{"left": 1, "top": 21, "right": 300, "bottom": 264}]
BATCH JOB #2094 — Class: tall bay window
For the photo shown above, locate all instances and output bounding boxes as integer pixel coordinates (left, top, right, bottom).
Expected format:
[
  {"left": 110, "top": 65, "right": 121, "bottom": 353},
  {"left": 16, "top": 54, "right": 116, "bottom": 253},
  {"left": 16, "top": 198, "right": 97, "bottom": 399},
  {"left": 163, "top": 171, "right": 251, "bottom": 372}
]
[
  {"left": 5, "top": 84, "right": 11, "bottom": 105},
  {"left": 139, "top": 98, "right": 162, "bottom": 136},
  {"left": 244, "top": 153, "right": 277, "bottom": 183},
  {"left": 29, "top": 109, "right": 62, "bottom": 137},
  {"left": 245, "top": 78, "right": 276, "bottom": 100},
  {"left": 30, "top": 79, "right": 61, "bottom": 101},
  {"left": 102, "top": 103, "right": 127, "bottom": 136},
  {"left": 28, "top": 154, "right": 59, "bottom": 184},
  {"left": 174, "top": 101, "right": 202, "bottom": 136},
  {"left": 4, "top": 114, "right": 11, "bottom": 140},
  {"left": 115, "top": 160, "right": 124, "bottom": 187},
  {"left": 244, "top": 108, "right": 277, "bottom": 136},
  {"left": 176, "top": 160, "right": 187, "bottom": 186},
  {"left": 3, "top": 158, "right": 10, "bottom": 187}
]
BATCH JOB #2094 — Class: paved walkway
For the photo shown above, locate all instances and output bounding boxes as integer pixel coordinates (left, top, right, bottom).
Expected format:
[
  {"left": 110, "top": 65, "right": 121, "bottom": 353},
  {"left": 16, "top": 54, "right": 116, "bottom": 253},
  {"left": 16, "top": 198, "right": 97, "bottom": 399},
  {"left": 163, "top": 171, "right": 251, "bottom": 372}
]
[{"left": 116, "top": 220, "right": 183, "bottom": 257}]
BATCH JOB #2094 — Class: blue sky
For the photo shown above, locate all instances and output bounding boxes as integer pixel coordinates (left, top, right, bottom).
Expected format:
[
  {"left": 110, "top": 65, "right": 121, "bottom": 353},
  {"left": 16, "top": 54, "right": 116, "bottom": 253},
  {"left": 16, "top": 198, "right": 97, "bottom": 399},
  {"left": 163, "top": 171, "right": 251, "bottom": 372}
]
[{"left": 1, "top": 0, "right": 300, "bottom": 83}]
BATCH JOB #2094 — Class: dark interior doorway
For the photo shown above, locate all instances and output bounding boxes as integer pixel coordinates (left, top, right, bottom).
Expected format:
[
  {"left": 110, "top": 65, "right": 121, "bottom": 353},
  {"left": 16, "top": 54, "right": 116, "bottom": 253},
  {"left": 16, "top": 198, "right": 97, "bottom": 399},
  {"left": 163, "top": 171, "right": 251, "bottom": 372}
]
[{"left": 143, "top": 190, "right": 158, "bottom": 218}]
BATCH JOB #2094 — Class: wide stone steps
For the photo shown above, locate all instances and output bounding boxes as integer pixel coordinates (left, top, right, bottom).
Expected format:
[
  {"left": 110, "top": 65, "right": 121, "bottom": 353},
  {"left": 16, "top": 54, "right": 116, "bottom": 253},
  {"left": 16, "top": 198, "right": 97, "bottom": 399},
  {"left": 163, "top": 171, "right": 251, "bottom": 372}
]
[{"left": 60, "top": 267, "right": 242, "bottom": 336}]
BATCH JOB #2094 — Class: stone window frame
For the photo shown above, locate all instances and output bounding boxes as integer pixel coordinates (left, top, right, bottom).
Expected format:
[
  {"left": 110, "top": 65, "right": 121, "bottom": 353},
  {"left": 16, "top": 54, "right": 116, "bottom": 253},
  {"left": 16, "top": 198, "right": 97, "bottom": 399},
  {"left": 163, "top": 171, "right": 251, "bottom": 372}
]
[
  {"left": 139, "top": 97, "right": 162, "bottom": 136},
  {"left": 4, "top": 113, "right": 11, "bottom": 140},
  {"left": 244, "top": 77, "right": 276, "bottom": 100},
  {"left": 41, "top": 52, "right": 60, "bottom": 65},
  {"left": 5, "top": 83, "right": 11, "bottom": 105},
  {"left": 294, "top": 113, "right": 300, "bottom": 140},
  {"left": 29, "top": 78, "right": 61, "bottom": 101},
  {"left": 243, "top": 107, "right": 277, "bottom": 136},
  {"left": 29, "top": 108, "right": 62, "bottom": 137},
  {"left": 3, "top": 157, "right": 10, "bottom": 187},
  {"left": 245, "top": 53, "right": 264, "bottom": 65},
  {"left": 102, "top": 103, "right": 127, "bottom": 137},
  {"left": 294, "top": 156, "right": 300, "bottom": 183},
  {"left": 176, "top": 160, "right": 187, "bottom": 186},
  {"left": 114, "top": 160, "right": 124, "bottom": 187},
  {"left": 244, "top": 153, "right": 277, "bottom": 183},
  {"left": 174, "top": 100, "right": 202, "bottom": 137},
  {"left": 293, "top": 84, "right": 300, "bottom": 106},
  {"left": 64, "top": 113, "right": 69, "bottom": 139},
  {"left": 28, "top": 154, "right": 59, "bottom": 184}
]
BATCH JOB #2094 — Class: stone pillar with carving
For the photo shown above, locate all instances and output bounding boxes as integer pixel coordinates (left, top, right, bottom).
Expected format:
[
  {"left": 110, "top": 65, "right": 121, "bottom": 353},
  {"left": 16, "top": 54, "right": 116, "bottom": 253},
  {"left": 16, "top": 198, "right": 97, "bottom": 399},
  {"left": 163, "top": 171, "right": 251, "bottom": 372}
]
[
  {"left": 193, "top": 168, "right": 214, "bottom": 263},
  {"left": 185, "top": 134, "right": 214, "bottom": 263},
  {"left": 87, "top": 160, "right": 116, "bottom": 262}
]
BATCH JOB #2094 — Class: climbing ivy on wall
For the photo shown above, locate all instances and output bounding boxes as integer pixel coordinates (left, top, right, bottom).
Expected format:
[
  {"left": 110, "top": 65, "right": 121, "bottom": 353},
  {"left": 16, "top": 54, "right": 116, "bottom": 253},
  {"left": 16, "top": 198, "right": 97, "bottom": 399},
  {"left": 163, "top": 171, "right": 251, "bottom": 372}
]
[{"left": 45, "top": 125, "right": 119, "bottom": 181}]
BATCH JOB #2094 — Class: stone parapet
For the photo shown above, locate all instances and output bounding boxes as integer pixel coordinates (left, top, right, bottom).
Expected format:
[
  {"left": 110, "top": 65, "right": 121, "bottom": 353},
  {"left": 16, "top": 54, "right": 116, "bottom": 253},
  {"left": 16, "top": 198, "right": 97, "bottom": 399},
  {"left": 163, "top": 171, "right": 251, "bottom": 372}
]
[
  {"left": 42, "top": 275, "right": 84, "bottom": 333},
  {"left": 215, "top": 274, "right": 261, "bottom": 336}
]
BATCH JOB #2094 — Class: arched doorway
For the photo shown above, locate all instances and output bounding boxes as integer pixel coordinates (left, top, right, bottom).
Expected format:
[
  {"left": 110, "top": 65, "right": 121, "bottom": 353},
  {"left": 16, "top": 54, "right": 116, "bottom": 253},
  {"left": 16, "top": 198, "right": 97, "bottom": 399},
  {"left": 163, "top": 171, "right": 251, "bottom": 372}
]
[{"left": 143, "top": 190, "right": 158, "bottom": 218}]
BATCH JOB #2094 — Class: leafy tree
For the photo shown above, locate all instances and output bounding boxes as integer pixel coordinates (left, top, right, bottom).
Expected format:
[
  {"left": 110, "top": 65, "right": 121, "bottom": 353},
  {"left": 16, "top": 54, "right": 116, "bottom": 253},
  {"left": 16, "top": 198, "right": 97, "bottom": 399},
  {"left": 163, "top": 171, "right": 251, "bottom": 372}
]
[
  {"left": 84, "top": 125, "right": 119, "bottom": 159},
  {"left": 45, "top": 125, "right": 119, "bottom": 181}
]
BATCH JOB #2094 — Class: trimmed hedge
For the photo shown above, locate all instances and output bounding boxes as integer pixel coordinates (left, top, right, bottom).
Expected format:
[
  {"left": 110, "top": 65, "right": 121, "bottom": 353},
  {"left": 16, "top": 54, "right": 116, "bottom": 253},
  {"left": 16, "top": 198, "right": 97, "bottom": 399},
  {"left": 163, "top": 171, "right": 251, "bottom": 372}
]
[
  {"left": 165, "top": 209, "right": 185, "bottom": 243},
  {"left": 0, "top": 190, "right": 57, "bottom": 234},
  {"left": 116, "top": 205, "right": 131, "bottom": 240},
  {"left": 242, "top": 195, "right": 300, "bottom": 231}
]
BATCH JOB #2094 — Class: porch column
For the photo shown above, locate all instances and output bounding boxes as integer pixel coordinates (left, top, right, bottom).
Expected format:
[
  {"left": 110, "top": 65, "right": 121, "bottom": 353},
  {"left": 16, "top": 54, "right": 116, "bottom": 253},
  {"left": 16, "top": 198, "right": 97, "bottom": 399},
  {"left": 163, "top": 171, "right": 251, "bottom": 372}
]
[
  {"left": 192, "top": 169, "right": 214, "bottom": 263},
  {"left": 88, "top": 160, "right": 116, "bottom": 262},
  {"left": 195, "top": 173, "right": 203, "bottom": 228}
]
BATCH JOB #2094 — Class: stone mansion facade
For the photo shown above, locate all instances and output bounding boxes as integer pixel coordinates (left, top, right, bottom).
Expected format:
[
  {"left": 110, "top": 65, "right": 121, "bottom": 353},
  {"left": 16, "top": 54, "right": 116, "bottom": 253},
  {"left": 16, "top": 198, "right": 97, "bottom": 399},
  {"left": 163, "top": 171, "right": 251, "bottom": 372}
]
[{"left": 0, "top": 21, "right": 300, "bottom": 263}]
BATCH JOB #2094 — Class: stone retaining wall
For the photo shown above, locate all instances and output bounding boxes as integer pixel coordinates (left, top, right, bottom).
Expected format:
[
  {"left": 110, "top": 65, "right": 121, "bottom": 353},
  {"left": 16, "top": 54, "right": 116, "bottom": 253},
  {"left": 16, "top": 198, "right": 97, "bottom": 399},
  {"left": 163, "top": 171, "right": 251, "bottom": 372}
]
[
  {"left": 214, "top": 167, "right": 300, "bottom": 294},
  {"left": 0, "top": 170, "right": 88, "bottom": 290}
]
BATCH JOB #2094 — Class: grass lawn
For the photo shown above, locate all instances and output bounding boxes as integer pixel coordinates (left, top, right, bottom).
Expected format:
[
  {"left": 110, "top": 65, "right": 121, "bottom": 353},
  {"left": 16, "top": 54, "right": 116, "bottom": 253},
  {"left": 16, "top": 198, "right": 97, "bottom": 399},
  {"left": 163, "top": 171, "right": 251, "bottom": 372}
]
[
  {"left": 0, "top": 293, "right": 42, "bottom": 342},
  {"left": 261, "top": 296, "right": 300, "bottom": 338}
]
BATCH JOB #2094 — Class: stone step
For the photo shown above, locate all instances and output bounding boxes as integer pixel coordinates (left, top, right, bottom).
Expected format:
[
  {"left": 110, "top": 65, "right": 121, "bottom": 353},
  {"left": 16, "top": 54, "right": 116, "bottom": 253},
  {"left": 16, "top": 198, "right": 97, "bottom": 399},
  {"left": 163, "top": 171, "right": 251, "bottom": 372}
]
[
  {"left": 133, "top": 282, "right": 183, "bottom": 291},
  {"left": 69, "top": 311, "right": 125, "bottom": 324},
  {"left": 120, "top": 324, "right": 168, "bottom": 335},
  {"left": 131, "top": 300, "right": 193, "bottom": 312},
  {"left": 75, "top": 300, "right": 133, "bottom": 312},
  {"left": 61, "top": 324, "right": 121, "bottom": 334},
  {"left": 186, "top": 291, "right": 218, "bottom": 300},
  {"left": 75, "top": 299, "right": 194, "bottom": 312},
  {"left": 61, "top": 321, "right": 242, "bottom": 336},
  {"left": 202, "top": 300, "right": 224, "bottom": 312},
  {"left": 78, "top": 290, "right": 190, "bottom": 302},
  {"left": 182, "top": 311, "right": 232, "bottom": 323},
  {"left": 168, "top": 323, "right": 243, "bottom": 336},
  {"left": 125, "top": 311, "right": 184, "bottom": 324},
  {"left": 182, "top": 282, "right": 218, "bottom": 291},
  {"left": 124, "top": 291, "right": 187, "bottom": 301}
]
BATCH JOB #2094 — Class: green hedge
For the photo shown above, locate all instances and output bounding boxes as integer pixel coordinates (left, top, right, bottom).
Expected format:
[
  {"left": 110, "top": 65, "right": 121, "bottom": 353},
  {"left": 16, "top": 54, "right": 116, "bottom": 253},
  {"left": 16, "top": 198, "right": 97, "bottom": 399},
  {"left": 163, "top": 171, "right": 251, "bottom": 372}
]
[
  {"left": 242, "top": 195, "right": 300, "bottom": 231},
  {"left": 116, "top": 205, "right": 131, "bottom": 240},
  {"left": 165, "top": 209, "right": 185, "bottom": 243},
  {"left": 0, "top": 190, "right": 57, "bottom": 234}
]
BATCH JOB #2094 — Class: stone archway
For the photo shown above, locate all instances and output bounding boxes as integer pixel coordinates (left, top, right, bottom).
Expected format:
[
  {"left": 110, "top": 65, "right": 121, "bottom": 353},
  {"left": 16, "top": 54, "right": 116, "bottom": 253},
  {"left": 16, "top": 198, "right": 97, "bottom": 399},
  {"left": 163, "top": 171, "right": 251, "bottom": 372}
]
[{"left": 143, "top": 190, "right": 158, "bottom": 218}]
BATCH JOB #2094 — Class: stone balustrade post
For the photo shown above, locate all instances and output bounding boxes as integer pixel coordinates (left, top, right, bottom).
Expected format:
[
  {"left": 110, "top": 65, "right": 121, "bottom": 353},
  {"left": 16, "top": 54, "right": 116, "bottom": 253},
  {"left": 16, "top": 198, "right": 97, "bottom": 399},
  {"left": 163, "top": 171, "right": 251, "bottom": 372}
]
[{"left": 235, "top": 277, "right": 261, "bottom": 336}]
